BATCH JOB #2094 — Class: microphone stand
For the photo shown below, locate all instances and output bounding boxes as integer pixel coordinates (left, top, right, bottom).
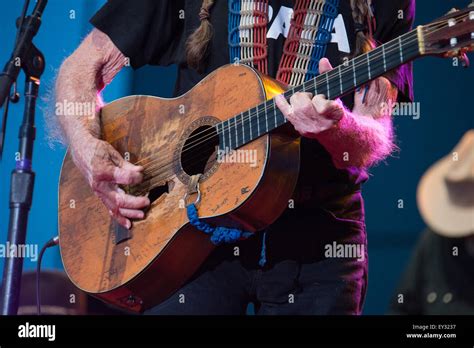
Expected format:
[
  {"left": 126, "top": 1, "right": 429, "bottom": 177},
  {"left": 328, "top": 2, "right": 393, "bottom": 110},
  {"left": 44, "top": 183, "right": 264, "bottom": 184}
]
[{"left": 0, "top": 0, "right": 47, "bottom": 315}]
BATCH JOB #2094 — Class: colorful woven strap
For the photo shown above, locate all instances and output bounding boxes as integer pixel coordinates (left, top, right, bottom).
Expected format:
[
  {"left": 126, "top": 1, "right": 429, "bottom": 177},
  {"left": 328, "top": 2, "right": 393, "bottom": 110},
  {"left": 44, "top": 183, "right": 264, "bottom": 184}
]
[
  {"left": 229, "top": 0, "right": 269, "bottom": 74},
  {"left": 228, "top": 0, "right": 340, "bottom": 86}
]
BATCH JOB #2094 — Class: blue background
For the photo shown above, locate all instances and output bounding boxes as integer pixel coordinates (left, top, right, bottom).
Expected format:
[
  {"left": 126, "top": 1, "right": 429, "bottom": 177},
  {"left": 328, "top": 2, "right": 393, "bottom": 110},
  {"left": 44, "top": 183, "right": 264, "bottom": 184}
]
[{"left": 0, "top": 0, "right": 472, "bottom": 314}]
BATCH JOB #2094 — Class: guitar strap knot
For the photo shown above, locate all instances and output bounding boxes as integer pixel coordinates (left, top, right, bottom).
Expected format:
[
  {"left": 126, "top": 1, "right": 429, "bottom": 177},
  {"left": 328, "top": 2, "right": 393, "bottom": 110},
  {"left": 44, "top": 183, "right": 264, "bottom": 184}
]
[{"left": 185, "top": 174, "right": 268, "bottom": 264}]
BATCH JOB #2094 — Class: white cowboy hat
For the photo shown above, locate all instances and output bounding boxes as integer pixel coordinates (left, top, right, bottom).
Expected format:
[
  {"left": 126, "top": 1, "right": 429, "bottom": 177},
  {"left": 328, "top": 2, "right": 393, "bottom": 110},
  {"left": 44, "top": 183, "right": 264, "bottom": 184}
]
[{"left": 417, "top": 130, "right": 474, "bottom": 237}]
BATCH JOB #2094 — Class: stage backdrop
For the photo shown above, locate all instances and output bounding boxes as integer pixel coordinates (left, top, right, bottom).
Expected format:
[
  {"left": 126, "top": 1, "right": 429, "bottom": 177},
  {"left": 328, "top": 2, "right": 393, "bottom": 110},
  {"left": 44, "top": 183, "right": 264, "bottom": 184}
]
[{"left": 0, "top": 0, "right": 472, "bottom": 314}]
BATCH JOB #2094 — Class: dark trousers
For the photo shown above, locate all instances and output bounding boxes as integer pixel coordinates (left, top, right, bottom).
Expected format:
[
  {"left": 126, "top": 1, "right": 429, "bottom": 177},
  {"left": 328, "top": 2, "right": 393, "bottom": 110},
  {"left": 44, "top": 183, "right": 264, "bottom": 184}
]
[{"left": 145, "top": 237, "right": 368, "bottom": 315}]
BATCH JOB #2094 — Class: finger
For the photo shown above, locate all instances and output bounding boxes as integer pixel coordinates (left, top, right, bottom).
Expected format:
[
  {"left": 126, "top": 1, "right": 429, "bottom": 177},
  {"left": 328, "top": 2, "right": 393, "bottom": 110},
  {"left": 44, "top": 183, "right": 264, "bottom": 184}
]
[
  {"left": 91, "top": 160, "right": 143, "bottom": 186},
  {"left": 113, "top": 165, "right": 144, "bottom": 186},
  {"left": 107, "top": 147, "right": 144, "bottom": 185},
  {"left": 274, "top": 94, "right": 293, "bottom": 120},
  {"left": 96, "top": 184, "right": 151, "bottom": 209},
  {"left": 101, "top": 189, "right": 146, "bottom": 220},
  {"left": 99, "top": 195, "right": 132, "bottom": 229},
  {"left": 119, "top": 208, "right": 145, "bottom": 220},
  {"left": 290, "top": 92, "right": 314, "bottom": 116},
  {"left": 319, "top": 58, "right": 333, "bottom": 73},
  {"left": 108, "top": 209, "right": 132, "bottom": 229},
  {"left": 312, "top": 96, "right": 345, "bottom": 121},
  {"left": 122, "top": 160, "right": 144, "bottom": 173},
  {"left": 289, "top": 92, "right": 313, "bottom": 105},
  {"left": 113, "top": 188, "right": 151, "bottom": 209}
]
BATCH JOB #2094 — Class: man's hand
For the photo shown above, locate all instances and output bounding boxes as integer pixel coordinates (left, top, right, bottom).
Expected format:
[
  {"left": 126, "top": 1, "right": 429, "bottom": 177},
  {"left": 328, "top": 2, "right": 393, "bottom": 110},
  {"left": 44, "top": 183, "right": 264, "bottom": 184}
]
[
  {"left": 56, "top": 29, "right": 149, "bottom": 228},
  {"left": 275, "top": 58, "right": 345, "bottom": 138},
  {"left": 70, "top": 136, "right": 150, "bottom": 229}
]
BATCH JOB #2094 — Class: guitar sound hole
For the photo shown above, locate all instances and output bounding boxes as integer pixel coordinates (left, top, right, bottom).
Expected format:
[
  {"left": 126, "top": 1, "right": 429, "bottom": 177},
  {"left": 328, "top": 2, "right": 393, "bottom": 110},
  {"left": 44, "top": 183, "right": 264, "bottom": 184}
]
[{"left": 181, "top": 125, "right": 219, "bottom": 177}]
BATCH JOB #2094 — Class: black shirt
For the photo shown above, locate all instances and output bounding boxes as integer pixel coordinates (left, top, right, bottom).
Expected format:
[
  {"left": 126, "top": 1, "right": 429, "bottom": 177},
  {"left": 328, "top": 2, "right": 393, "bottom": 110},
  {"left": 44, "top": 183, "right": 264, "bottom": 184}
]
[
  {"left": 90, "top": 0, "right": 414, "bottom": 263},
  {"left": 389, "top": 229, "right": 474, "bottom": 315}
]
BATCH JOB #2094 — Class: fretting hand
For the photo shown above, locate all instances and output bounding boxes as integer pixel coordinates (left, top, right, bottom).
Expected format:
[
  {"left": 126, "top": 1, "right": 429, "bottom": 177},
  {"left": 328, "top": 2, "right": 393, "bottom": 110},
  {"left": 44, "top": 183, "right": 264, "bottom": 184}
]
[{"left": 275, "top": 58, "right": 345, "bottom": 138}]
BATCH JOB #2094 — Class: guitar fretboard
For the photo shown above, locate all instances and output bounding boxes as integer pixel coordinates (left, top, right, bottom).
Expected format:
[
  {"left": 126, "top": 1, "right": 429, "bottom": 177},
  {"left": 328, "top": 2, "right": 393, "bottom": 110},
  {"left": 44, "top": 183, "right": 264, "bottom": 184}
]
[{"left": 217, "top": 28, "right": 420, "bottom": 152}]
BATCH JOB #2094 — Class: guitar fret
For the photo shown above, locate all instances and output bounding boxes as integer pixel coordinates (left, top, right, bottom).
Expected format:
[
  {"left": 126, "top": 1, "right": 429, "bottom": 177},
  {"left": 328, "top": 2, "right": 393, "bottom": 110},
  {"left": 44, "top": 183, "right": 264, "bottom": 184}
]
[
  {"left": 256, "top": 104, "right": 260, "bottom": 137},
  {"left": 226, "top": 120, "right": 232, "bottom": 150},
  {"left": 228, "top": 30, "right": 421, "bottom": 150},
  {"left": 367, "top": 52, "right": 371, "bottom": 80},
  {"left": 217, "top": 123, "right": 224, "bottom": 151},
  {"left": 241, "top": 112, "right": 245, "bottom": 144},
  {"left": 264, "top": 104, "right": 269, "bottom": 133},
  {"left": 248, "top": 109, "right": 253, "bottom": 140},
  {"left": 273, "top": 99, "right": 277, "bottom": 127},
  {"left": 399, "top": 36, "right": 403, "bottom": 62},
  {"left": 326, "top": 73, "right": 331, "bottom": 99},
  {"left": 233, "top": 117, "right": 238, "bottom": 148},
  {"left": 352, "top": 58, "right": 357, "bottom": 86},
  {"left": 382, "top": 44, "right": 387, "bottom": 71},
  {"left": 338, "top": 65, "right": 343, "bottom": 94},
  {"left": 225, "top": 120, "right": 230, "bottom": 151}
]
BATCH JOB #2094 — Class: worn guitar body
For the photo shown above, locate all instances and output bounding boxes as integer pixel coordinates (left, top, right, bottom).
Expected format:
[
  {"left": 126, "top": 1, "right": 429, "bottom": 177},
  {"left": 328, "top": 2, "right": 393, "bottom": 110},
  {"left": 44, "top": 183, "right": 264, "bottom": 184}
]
[
  {"left": 58, "top": 64, "right": 300, "bottom": 312},
  {"left": 58, "top": 6, "right": 474, "bottom": 312}
]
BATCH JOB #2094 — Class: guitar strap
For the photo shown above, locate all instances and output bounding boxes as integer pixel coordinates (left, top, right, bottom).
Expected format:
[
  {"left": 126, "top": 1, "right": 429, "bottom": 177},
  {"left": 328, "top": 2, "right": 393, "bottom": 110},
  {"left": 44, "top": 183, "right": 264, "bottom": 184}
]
[
  {"left": 228, "top": 0, "right": 340, "bottom": 86},
  {"left": 185, "top": 175, "right": 254, "bottom": 246}
]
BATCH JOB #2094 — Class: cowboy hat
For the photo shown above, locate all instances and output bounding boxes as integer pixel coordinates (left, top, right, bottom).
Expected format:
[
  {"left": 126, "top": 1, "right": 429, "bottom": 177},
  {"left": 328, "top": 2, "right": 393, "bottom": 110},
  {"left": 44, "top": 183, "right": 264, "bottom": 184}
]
[{"left": 417, "top": 130, "right": 474, "bottom": 237}]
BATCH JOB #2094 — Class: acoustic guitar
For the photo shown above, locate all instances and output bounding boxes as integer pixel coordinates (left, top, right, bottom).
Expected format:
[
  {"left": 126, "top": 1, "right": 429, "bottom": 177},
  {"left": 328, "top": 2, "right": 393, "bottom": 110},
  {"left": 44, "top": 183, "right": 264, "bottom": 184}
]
[{"left": 58, "top": 7, "right": 474, "bottom": 312}]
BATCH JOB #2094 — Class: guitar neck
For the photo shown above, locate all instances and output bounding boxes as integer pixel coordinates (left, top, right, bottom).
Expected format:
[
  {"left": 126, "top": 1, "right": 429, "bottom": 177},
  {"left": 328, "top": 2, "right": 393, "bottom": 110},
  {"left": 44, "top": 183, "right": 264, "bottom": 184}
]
[{"left": 217, "top": 27, "right": 422, "bottom": 152}]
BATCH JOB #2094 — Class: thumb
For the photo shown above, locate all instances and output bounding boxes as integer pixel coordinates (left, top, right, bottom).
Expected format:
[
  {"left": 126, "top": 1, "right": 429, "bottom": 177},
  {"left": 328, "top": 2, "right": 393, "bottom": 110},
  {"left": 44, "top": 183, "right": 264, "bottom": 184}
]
[{"left": 319, "top": 58, "right": 333, "bottom": 73}]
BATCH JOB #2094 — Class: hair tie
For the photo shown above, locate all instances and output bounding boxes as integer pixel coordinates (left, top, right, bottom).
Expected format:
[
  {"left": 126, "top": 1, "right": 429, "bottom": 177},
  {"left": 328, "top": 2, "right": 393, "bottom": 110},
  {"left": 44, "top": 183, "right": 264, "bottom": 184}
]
[
  {"left": 354, "top": 22, "right": 367, "bottom": 34},
  {"left": 199, "top": 7, "right": 210, "bottom": 21}
]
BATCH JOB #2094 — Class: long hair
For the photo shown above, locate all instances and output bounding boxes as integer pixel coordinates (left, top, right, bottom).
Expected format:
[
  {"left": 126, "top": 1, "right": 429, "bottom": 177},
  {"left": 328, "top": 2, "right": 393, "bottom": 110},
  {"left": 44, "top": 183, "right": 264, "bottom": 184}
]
[{"left": 185, "top": 0, "right": 375, "bottom": 70}]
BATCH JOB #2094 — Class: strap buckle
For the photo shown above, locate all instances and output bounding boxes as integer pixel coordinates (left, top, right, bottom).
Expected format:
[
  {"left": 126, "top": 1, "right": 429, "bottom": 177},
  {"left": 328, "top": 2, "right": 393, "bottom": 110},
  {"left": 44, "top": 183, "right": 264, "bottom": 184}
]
[{"left": 184, "top": 174, "right": 202, "bottom": 206}]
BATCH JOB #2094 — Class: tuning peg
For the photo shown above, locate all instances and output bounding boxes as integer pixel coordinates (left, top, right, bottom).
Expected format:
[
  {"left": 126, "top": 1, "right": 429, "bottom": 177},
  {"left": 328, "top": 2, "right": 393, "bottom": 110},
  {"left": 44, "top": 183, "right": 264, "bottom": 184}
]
[
  {"left": 448, "top": 17, "right": 458, "bottom": 47},
  {"left": 470, "top": 11, "right": 474, "bottom": 40}
]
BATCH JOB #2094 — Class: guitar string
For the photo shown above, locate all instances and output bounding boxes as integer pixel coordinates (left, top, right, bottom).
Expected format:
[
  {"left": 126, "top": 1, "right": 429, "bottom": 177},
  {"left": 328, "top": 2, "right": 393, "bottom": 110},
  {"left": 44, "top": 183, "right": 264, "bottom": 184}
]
[
  {"left": 134, "top": 18, "right": 468, "bottom": 193},
  {"left": 126, "top": 14, "right": 470, "bottom": 193},
  {"left": 131, "top": 46, "right": 422, "bottom": 194},
  {"left": 133, "top": 13, "right": 466, "bottom": 171},
  {"left": 138, "top": 34, "right": 419, "bottom": 180},
  {"left": 132, "top": 46, "right": 426, "bottom": 193},
  {"left": 135, "top": 26, "right": 433, "bottom": 182},
  {"left": 135, "top": 14, "right": 466, "bottom": 180},
  {"left": 134, "top": 15, "right": 465, "bottom": 176},
  {"left": 136, "top": 30, "right": 416, "bottom": 169}
]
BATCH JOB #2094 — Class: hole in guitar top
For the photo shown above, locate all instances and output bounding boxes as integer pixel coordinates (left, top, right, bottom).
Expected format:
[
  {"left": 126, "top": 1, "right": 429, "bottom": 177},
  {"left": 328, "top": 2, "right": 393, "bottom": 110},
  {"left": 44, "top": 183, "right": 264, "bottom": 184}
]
[
  {"left": 180, "top": 125, "right": 219, "bottom": 177},
  {"left": 148, "top": 182, "right": 169, "bottom": 204}
]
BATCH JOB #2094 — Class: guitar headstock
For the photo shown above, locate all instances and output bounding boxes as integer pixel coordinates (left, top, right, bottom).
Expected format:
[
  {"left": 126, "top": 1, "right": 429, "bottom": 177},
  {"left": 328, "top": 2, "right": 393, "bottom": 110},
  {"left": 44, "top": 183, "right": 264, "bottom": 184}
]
[{"left": 419, "top": 5, "right": 474, "bottom": 58}]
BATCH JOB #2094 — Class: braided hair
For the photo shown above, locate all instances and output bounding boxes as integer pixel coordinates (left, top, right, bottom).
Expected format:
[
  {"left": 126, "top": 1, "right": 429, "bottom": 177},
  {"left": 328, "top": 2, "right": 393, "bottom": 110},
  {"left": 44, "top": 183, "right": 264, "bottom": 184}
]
[
  {"left": 350, "top": 0, "right": 376, "bottom": 55},
  {"left": 185, "top": 0, "right": 215, "bottom": 71}
]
